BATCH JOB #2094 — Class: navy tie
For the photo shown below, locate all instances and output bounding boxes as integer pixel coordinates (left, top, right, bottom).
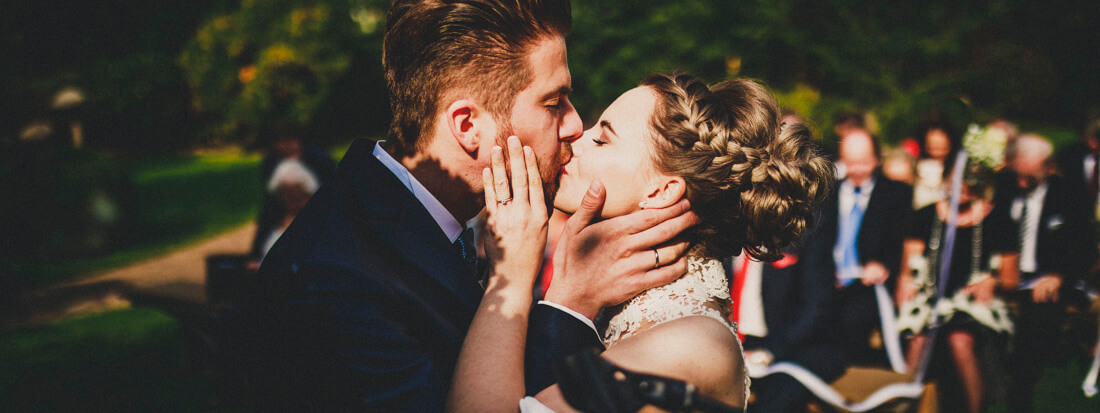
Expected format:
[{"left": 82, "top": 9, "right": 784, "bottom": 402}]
[
  {"left": 454, "top": 227, "right": 480, "bottom": 279},
  {"left": 455, "top": 228, "right": 476, "bottom": 264}
]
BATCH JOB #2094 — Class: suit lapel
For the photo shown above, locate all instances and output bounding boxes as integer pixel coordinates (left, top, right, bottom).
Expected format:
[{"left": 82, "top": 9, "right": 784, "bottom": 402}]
[{"left": 340, "top": 140, "right": 483, "bottom": 311}]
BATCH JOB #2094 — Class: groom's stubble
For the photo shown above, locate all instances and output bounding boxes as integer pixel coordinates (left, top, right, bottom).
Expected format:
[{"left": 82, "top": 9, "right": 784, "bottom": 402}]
[{"left": 493, "top": 126, "right": 572, "bottom": 208}]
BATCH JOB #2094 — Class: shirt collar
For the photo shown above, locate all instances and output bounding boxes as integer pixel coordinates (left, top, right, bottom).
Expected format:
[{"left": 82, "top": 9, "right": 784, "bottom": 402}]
[{"left": 372, "top": 141, "right": 465, "bottom": 242}]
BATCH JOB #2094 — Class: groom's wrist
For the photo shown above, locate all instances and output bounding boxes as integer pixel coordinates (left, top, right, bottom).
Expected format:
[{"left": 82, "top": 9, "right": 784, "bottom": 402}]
[
  {"left": 542, "top": 289, "right": 599, "bottom": 321},
  {"left": 537, "top": 300, "right": 599, "bottom": 338}
]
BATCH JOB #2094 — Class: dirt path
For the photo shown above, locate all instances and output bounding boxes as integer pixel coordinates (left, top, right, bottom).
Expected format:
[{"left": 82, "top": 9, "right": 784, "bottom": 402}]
[
  {"left": 4, "top": 224, "right": 256, "bottom": 329},
  {"left": 76, "top": 223, "right": 255, "bottom": 292}
]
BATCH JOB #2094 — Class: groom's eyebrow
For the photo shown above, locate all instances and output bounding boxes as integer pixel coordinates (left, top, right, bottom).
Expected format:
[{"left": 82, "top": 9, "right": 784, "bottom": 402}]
[{"left": 540, "top": 86, "right": 573, "bottom": 102}]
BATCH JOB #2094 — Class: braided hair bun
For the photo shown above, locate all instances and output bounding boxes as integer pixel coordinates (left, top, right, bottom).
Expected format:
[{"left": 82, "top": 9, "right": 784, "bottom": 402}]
[{"left": 643, "top": 73, "right": 833, "bottom": 261}]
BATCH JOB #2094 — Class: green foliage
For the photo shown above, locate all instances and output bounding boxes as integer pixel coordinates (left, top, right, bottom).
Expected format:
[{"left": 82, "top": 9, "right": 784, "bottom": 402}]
[
  {"left": 0, "top": 307, "right": 217, "bottom": 411},
  {"left": 568, "top": 0, "right": 1100, "bottom": 145},
  {"left": 0, "top": 0, "right": 217, "bottom": 153},
  {"left": 1, "top": 150, "right": 262, "bottom": 288},
  {"left": 179, "top": 0, "right": 390, "bottom": 146}
]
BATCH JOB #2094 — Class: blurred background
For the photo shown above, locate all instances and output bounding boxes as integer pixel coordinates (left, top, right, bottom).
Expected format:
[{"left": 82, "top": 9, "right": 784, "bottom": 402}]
[{"left": 1, "top": 0, "right": 1099, "bottom": 411}]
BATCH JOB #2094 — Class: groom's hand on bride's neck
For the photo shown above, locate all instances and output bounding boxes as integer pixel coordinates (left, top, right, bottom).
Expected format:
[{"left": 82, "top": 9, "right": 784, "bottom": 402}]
[{"left": 544, "top": 181, "right": 699, "bottom": 320}]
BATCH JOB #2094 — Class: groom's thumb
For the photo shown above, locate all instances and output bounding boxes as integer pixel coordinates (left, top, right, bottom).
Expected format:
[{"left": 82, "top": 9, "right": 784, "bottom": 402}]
[{"left": 566, "top": 181, "right": 605, "bottom": 233}]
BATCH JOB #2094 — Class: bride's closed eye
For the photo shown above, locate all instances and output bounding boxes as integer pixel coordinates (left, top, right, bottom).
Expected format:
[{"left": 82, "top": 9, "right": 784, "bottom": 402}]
[{"left": 592, "top": 137, "right": 608, "bottom": 146}]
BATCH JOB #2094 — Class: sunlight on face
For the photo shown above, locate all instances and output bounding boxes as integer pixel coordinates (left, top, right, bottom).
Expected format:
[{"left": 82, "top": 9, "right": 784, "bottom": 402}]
[{"left": 554, "top": 86, "right": 660, "bottom": 218}]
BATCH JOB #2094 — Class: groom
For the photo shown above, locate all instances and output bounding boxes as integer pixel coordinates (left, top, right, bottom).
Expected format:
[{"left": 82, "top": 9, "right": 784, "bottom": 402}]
[{"left": 245, "top": 0, "right": 696, "bottom": 410}]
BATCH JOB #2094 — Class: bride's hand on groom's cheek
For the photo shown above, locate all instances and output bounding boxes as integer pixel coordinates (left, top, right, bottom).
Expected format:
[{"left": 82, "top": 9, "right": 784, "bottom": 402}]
[
  {"left": 544, "top": 181, "right": 699, "bottom": 320},
  {"left": 482, "top": 136, "right": 549, "bottom": 292}
]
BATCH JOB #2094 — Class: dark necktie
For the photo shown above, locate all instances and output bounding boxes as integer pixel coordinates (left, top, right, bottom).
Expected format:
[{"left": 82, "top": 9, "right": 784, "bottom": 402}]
[
  {"left": 454, "top": 227, "right": 477, "bottom": 275},
  {"left": 1018, "top": 196, "right": 1032, "bottom": 258}
]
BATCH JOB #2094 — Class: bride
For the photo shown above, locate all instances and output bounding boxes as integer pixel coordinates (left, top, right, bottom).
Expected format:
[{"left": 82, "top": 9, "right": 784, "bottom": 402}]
[{"left": 448, "top": 73, "right": 833, "bottom": 411}]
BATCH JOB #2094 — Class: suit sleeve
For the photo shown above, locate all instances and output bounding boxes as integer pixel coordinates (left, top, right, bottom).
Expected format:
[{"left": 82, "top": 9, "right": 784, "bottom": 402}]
[
  {"left": 525, "top": 303, "right": 604, "bottom": 395},
  {"left": 766, "top": 222, "right": 838, "bottom": 359},
  {"left": 883, "top": 182, "right": 914, "bottom": 281},
  {"left": 255, "top": 267, "right": 452, "bottom": 411}
]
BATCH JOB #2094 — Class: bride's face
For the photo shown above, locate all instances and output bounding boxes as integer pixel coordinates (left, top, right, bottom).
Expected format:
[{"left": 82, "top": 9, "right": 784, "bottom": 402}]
[{"left": 555, "top": 86, "right": 662, "bottom": 218}]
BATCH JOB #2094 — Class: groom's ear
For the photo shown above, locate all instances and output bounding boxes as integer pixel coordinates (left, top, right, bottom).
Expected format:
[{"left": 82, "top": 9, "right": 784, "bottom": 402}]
[
  {"left": 643, "top": 175, "right": 686, "bottom": 209},
  {"left": 445, "top": 99, "right": 494, "bottom": 156}
]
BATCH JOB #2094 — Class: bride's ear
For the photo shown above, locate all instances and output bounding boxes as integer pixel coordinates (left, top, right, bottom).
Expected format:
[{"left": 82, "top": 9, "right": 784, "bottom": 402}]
[{"left": 640, "top": 175, "right": 686, "bottom": 209}]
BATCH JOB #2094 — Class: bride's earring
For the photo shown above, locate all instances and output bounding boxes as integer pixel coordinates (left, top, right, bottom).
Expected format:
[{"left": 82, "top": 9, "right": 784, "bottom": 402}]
[{"left": 639, "top": 199, "right": 648, "bottom": 209}]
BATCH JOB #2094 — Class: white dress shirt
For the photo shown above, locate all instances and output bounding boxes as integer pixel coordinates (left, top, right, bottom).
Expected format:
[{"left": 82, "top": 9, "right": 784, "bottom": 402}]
[
  {"left": 373, "top": 142, "right": 464, "bottom": 243},
  {"left": 833, "top": 177, "right": 875, "bottom": 274},
  {"left": 732, "top": 255, "right": 768, "bottom": 338}
]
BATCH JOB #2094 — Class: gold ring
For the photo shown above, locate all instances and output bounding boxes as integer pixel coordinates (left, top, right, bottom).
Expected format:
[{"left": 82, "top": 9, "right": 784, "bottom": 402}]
[{"left": 653, "top": 248, "right": 660, "bottom": 269}]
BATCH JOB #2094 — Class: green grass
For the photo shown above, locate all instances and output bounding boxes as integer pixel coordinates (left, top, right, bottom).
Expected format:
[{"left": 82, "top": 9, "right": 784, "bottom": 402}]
[
  {"left": 986, "top": 358, "right": 1100, "bottom": 412},
  {"left": 0, "top": 307, "right": 218, "bottom": 411},
  {"left": 6, "top": 152, "right": 263, "bottom": 287}
]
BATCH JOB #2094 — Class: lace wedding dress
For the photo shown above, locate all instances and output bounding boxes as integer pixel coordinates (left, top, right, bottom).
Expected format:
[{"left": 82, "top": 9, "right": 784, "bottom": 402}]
[{"left": 597, "top": 248, "right": 751, "bottom": 401}]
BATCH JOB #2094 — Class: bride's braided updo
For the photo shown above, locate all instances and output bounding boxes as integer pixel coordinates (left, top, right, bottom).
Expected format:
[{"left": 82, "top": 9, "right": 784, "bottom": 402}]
[{"left": 643, "top": 73, "right": 833, "bottom": 261}]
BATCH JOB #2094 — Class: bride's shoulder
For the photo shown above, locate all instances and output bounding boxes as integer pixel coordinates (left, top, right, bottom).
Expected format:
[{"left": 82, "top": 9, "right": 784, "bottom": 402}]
[{"left": 603, "top": 316, "right": 745, "bottom": 406}]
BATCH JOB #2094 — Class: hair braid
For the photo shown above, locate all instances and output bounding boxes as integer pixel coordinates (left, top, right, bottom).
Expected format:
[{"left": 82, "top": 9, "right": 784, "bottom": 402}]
[{"left": 643, "top": 73, "right": 834, "bottom": 261}]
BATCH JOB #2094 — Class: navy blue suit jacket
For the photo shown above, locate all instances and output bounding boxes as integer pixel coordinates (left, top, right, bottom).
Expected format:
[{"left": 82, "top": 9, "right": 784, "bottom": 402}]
[
  {"left": 246, "top": 139, "right": 597, "bottom": 410},
  {"left": 755, "top": 237, "right": 841, "bottom": 363},
  {"left": 816, "top": 174, "right": 912, "bottom": 283}
]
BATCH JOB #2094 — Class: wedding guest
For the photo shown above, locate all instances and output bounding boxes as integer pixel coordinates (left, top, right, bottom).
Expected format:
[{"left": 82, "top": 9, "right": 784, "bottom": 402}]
[
  {"left": 1055, "top": 116, "right": 1100, "bottom": 224},
  {"left": 815, "top": 129, "right": 912, "bottom": 366},
  {"left": 912, "top": 120, "right": 960, "bottom": 209},
  {"left": 239, "top": 1, "right": 697, "bottom": 410},
  {"left": 897, "top": 162, "right": 1018, "bottom": 413},
  {"left": 882, "top": 148, "right": 917, "bottom": 185},
  {"left": 994, "top": 134, "right": 1098, "bottom": 412},
  {"left": 254, "top": 159, "right": 319, "bottom": 262},
  {"left": 734, "top": 239, "right": 845, "bottom": 413}
]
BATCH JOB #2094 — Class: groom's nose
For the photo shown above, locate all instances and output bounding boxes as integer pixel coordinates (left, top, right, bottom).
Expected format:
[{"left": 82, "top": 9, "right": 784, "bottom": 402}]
[{"left": 558, "top": 97, "right": 582, "bottom": 143}]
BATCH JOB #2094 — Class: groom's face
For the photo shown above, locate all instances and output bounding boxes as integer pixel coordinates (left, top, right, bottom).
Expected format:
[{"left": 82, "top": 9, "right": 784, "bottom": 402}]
[{"left": 496, "top": 35, "right": 583, "bottom": 205}]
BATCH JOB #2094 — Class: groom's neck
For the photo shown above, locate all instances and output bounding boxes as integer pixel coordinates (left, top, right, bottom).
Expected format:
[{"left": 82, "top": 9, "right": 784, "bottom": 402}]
[{"left": 396, "top": 147, "right": 482, "bottom": 223}]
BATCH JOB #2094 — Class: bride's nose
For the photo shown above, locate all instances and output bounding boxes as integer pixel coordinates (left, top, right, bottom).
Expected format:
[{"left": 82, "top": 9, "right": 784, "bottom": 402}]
[{"left": 571, "top": 127, "right": 595, "bottom": 155}]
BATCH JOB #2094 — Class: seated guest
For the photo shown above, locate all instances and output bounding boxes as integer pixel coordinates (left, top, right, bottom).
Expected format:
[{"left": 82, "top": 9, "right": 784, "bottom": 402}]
[
  {"left": 819, "top": 129, "right": 912, "bottom": 366},
  {"left": 249, "top": 124, "right": 336, "bottom": 263},
  {"left": 912, "top": 119, "right": 960, "bottom": 210},
  {"left": 994, "top": 134, "right": 1098, "bottom": 412},
  {"left": 1055, "top": 116, "right": 1100, "bottom": 225},
  {"left": 897, "top": 160, "right": 1018, "bottom": 413},
  {"left": 731, "top": 238, "right": 845, "bottom": 413},
  {"left": 882, "top": 148, "right": 917, "bottom": 186},
  {"left": 255, "top": 159, "right": 320, "bottom": 262}
]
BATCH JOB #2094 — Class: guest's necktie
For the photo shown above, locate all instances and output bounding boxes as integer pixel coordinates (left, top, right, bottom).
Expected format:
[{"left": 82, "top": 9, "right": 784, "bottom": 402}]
[
  {"left": 454, "top": 227, "right": 478, "bottom": 277},
  {"left": 839, "top": 187, "right": 865, "bottom": 286},
  {"left": 1018, "top": 197, "right": 1031, "bottom": 258}
]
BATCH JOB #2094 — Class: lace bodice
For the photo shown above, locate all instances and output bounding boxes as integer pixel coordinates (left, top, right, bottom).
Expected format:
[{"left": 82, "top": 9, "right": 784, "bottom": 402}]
[
  {"left": 599, "top": 252, "right": 734, "bottom": 345},
  {"left": 596, "top": 249, "right": 750, "bottom": 401}
]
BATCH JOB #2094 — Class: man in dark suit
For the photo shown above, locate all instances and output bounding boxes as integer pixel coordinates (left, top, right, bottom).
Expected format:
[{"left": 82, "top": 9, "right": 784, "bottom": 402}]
[
  {"left": 241, "top": 1, "right": 696, "bottom": 410},
  {"left": 817, "top": 129, "right": 912, "bottom": 366},
  {"left": 998, "top": 134, "right": 1097, "bottom": 412},
  {"left": 734, "top": 234, "right": 845, "bottom": 412}
]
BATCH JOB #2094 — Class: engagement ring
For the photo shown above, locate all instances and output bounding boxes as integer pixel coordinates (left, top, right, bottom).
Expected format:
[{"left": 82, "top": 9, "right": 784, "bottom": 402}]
[{"left": 498, "top": 198, "right": 512, "bottom": 206}]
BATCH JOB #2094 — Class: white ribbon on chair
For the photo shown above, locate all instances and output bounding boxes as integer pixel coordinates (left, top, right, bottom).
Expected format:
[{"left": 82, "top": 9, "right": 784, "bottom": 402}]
[
  {"left": 875, "top": 282, "right": 908, "bottom": 374},
  {"left": 1084, "top": 347, "right": 1100, "bottom": 397},
  {"left": 747, "top": 361, "right": 924, "bottom": 412}
]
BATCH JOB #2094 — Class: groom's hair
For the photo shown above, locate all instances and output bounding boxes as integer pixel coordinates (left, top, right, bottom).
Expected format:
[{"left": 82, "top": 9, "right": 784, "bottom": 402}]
[{"left": 383, "top": 0, "right": 572, "bottom": 154}]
